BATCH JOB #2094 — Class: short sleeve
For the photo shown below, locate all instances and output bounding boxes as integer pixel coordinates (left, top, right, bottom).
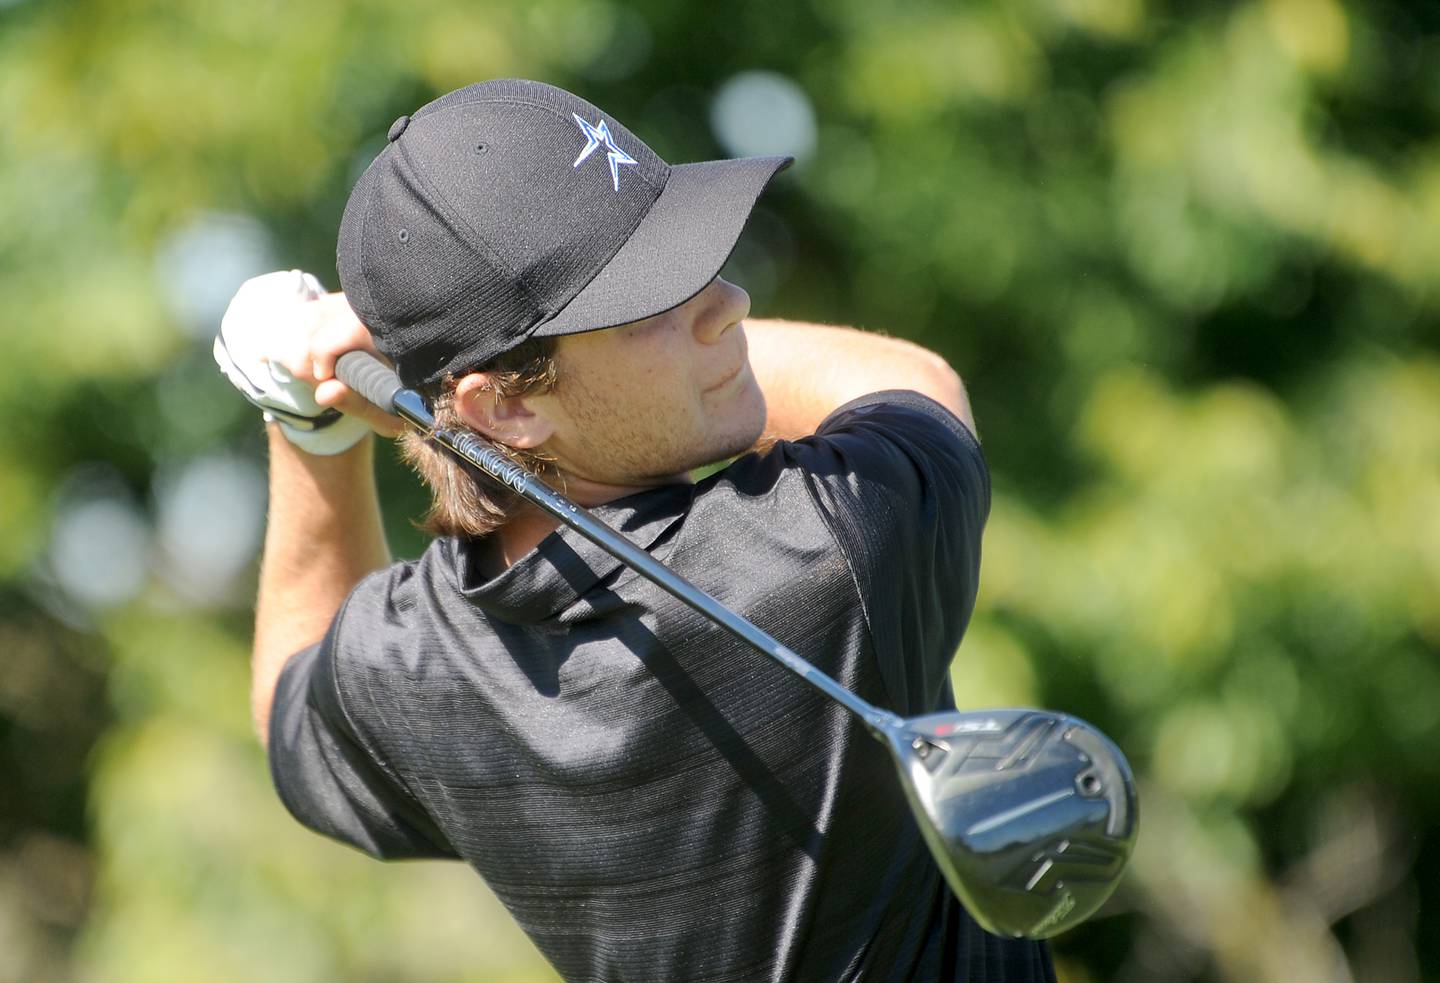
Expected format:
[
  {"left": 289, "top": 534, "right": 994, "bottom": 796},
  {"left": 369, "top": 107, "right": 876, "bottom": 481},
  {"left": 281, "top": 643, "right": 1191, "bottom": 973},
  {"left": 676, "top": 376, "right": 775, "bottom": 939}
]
[
  {"left": 794, "top": 389, "right": 991, "bottom": 715},
  {"left": 268, "top": 589, "right": 458, "bottom": 860}
]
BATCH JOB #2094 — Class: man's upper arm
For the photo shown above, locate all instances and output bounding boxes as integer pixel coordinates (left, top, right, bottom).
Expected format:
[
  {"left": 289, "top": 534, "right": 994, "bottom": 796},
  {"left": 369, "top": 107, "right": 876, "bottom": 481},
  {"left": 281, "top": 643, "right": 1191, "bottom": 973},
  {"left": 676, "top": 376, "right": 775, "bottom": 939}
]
[
  {"left": 791, "top": 389, "right": 991, "bottom": 715},
  {"left": 268, "top": 579, "right": 457, "bottom": 860}
]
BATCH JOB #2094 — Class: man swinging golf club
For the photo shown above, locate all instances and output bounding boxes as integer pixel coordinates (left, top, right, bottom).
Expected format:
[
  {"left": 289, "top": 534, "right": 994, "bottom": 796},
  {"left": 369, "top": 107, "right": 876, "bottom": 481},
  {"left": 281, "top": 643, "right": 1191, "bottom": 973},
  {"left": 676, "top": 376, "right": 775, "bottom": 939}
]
[{"left": 218, "top": 78, "right": 1074, "bottom": 980}]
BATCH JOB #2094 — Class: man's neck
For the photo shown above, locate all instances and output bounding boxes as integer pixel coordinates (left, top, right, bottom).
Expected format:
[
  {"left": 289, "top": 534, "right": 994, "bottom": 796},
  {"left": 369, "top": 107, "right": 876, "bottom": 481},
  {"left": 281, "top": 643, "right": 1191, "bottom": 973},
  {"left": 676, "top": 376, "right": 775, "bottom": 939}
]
[
  {"left": 486, "top": 508, "right": 562, "bottom": 576},
  {"left": 479, "top": 470, "right": 694, "bottom": 578}
]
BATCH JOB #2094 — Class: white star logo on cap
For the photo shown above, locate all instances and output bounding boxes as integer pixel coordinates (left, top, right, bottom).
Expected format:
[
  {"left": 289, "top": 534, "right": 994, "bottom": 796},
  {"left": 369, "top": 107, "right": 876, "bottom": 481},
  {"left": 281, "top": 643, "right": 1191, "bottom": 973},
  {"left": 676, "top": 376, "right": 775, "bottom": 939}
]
[{"left": 572, "top": 114, "right": 637, "bottom": 192}]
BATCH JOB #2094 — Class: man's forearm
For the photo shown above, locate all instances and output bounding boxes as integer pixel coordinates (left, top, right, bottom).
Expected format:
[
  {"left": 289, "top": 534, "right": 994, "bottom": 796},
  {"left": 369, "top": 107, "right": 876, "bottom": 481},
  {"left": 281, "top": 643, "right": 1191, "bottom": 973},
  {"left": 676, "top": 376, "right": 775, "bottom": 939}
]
[
  {"left": 251, "top": 428, "right": 390, "bottom": 745},
  {"left": 743, "top": 318, "right": 975, "bottom": 440}
]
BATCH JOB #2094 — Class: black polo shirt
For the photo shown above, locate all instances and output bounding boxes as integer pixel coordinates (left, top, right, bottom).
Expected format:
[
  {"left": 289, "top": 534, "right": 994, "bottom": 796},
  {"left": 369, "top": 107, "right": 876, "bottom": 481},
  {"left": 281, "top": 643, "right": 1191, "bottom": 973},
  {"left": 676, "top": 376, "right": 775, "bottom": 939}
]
[{"left": 269, "top": 390, "right": 1055, "bottom": 982}]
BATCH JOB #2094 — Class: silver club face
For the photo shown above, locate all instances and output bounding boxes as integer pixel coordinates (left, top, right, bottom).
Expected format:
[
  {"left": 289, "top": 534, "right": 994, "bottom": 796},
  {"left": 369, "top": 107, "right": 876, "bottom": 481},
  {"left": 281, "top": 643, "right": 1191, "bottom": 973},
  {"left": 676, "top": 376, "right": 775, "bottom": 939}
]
[{"left": 887, "top": 710, "right": 1138, "bottom": 939}]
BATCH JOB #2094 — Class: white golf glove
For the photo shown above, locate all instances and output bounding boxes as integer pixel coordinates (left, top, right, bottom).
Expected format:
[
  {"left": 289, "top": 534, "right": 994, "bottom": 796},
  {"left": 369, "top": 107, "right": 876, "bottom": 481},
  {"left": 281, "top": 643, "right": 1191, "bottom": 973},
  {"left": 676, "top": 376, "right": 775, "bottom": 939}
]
[{"left": 214, "top": 270, "right": 371, "bottom": 456}]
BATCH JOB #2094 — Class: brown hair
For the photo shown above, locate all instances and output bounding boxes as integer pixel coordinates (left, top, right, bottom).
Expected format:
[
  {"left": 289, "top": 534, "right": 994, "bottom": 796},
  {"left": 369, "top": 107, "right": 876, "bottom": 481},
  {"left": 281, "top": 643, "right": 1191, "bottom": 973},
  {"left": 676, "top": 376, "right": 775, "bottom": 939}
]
[{"left": 398, "top": 336, "right": 562, "bottom": 538}]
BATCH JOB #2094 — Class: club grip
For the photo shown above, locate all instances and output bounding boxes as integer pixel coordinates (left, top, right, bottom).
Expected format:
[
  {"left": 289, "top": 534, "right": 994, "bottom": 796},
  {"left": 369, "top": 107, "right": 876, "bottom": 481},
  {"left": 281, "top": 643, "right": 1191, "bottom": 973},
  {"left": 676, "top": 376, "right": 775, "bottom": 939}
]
[{"left": 336, "top": 351, "right": 404, "bottom": 414}]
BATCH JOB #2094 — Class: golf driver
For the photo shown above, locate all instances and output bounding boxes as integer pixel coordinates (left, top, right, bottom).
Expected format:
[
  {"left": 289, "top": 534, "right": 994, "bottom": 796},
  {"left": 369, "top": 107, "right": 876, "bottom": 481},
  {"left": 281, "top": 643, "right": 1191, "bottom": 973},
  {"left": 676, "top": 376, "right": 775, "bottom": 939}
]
[{"left": 335, "top": 350, "right": 1138, "bottom": 940}]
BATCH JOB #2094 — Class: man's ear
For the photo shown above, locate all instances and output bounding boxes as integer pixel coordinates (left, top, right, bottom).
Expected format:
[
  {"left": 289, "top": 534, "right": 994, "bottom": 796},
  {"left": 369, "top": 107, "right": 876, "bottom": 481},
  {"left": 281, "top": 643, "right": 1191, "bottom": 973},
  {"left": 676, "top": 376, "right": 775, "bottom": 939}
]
[{"left": 452, "top": 372, "right": 557, "bottom": 449}]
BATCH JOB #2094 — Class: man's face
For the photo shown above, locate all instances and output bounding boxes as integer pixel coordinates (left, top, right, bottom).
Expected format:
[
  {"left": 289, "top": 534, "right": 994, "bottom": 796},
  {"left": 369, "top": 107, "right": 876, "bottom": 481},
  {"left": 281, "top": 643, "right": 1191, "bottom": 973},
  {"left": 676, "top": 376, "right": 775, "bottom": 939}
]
[{"left": 533, "top": 276, "right": 767, "bottom": 488}]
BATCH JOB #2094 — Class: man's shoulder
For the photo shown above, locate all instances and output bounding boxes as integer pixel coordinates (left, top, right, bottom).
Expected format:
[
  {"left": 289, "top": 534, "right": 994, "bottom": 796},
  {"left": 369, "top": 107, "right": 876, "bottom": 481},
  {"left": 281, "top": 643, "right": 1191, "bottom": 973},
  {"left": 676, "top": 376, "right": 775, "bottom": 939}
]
[
  {"left": 348, "top": 549, "right": 432, "bottom": 614},
  {"left": 326, "top": 544, "right": 455, "bottom": 666},
  {"left": 815, "top": 388, "right": 980, "bottom": 450},
  {"left": 678, "top": 389, "right": 981, "bottom": 563},
  {"left": 706, "top": 389, "right": 983, "bottom": 495}
]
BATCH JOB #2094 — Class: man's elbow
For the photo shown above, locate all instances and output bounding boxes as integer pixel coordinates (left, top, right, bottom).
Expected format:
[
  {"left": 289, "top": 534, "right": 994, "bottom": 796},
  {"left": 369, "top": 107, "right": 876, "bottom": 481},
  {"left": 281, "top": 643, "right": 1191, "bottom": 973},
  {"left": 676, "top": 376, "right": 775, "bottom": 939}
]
[
  {"left": 251, "top": 643, "right": 307, "bottom": 751},
  {"left": 918, "top": 353, "right": 977, "bottom": 437},
  {"left": 252, "top": 687, "right": 275, "bottom": 750}
]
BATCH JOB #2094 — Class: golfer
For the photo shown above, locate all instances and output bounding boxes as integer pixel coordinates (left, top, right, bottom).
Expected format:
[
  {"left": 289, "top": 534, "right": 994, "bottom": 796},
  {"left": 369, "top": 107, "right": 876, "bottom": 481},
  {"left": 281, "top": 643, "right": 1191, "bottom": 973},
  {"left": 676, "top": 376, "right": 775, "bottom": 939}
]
[{"left": 217, "top": 78, "right": 1056, "bottom": 981}]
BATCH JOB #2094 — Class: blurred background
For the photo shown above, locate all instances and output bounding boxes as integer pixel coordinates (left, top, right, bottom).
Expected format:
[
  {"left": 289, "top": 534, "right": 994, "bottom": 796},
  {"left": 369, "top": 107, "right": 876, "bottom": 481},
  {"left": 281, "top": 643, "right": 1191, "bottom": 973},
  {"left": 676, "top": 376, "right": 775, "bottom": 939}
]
[{"left": 2, "top": 0, "right": 1437, "bottom": 979}]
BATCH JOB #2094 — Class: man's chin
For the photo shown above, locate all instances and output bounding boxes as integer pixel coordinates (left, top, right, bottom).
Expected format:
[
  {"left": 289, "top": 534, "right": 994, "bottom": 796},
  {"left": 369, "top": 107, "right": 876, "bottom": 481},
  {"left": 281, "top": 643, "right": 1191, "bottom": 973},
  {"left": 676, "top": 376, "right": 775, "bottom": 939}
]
[
  {"left": 679, "top": 423, "right": 769, "bottom": 478},
  {"left": 647, "top": 409, "right": 767, "bottom": 482}
]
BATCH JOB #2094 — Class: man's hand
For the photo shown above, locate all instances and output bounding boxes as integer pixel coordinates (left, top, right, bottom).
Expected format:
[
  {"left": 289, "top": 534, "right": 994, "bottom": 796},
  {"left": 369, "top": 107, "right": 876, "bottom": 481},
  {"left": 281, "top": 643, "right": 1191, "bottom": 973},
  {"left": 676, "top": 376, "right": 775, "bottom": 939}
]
[
  {"left": 272, "top": 290, "right": 407, "bottom": 439},
  {"left": 214, "top": 271, "right": 404, "bottom": 451}
]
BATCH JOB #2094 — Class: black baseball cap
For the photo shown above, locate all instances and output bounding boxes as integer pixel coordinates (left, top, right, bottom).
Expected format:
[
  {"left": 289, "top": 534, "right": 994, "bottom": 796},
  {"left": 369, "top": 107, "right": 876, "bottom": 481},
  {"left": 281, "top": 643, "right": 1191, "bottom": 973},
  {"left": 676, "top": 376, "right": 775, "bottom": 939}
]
[{"left": 338, "top": 78, "right": 792, "bottom": 389}]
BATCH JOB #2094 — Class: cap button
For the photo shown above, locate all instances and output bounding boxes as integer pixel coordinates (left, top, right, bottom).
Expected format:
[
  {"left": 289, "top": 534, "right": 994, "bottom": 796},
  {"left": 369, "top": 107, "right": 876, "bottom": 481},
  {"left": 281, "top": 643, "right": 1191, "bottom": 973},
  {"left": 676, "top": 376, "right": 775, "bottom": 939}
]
[{"left": 387, "top": 115, "right": 411, "bottom": 142}]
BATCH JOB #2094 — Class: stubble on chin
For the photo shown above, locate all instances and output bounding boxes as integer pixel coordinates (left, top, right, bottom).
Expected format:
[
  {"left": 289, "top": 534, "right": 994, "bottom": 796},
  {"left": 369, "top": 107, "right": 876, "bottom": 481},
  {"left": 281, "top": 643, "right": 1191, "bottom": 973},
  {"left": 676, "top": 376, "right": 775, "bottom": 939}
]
[
  {"left": 550, "top": 378, "right": 682, "bottom": 482},
  {"left": 690, "top": 383, "right": 768, "bottom": 470},
  {"left": 552, "top": 372, "right": 768, "bottom": 484}
]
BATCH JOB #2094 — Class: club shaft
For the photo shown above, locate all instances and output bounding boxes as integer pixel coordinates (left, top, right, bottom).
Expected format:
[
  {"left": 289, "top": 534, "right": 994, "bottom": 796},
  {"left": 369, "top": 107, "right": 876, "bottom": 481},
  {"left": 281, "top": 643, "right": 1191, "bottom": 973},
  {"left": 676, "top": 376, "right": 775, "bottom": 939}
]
[{"left": 375, "top": 372, "right": 904, "bottom": 741}]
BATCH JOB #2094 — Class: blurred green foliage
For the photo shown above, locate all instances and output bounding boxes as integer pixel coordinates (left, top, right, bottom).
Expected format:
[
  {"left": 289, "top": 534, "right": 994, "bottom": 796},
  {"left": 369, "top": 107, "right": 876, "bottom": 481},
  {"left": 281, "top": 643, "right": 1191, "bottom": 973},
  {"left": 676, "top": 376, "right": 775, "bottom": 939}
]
[{"left": 1, "top": 0, "right": 1437, "bottom": 980}]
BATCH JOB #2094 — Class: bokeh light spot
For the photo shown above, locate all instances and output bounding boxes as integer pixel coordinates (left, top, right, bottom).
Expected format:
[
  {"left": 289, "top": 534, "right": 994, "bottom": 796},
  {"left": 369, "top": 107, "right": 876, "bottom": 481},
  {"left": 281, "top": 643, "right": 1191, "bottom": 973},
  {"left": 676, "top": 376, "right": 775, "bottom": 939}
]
[{"left": 711, "top": 71, "right": 817, "bottom": 163}]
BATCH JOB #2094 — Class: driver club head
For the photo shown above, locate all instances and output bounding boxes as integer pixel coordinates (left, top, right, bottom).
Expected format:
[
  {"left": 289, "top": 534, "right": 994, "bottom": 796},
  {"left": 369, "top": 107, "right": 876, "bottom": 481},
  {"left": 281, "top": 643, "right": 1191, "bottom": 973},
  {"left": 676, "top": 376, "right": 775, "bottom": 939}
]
[{"left": 886, "top": 709, "right": 1138, "bottom": 939}]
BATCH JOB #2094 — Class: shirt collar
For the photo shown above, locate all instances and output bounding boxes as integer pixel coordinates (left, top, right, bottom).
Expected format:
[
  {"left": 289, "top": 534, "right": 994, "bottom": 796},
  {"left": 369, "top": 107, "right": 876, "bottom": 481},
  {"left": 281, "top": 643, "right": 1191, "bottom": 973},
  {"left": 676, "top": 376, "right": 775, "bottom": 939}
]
[{"left": 443, "top": 481, "right": 695, "bottom": 625}]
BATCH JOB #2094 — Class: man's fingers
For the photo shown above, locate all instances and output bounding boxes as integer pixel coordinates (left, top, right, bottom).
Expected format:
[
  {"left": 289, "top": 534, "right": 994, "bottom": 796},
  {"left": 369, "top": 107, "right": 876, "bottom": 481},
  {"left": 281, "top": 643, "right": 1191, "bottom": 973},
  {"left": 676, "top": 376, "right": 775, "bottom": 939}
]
[
  {"left": 310, "top": 294, "right": 380, "bottom": 381},
  {"left": 315, "top": 379, "right": 406, "bottom": 438},
  {"left": 269, "top": 321, "right": 320, "bottom": 383}
]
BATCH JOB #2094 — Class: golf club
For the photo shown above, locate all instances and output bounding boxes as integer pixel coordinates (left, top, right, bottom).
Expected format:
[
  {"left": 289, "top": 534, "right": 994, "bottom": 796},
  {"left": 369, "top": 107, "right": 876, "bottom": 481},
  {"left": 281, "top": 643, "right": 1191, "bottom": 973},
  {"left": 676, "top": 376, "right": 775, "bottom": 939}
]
[{"left": 335, "top": 350, "right": 1138, "bottom": 940}]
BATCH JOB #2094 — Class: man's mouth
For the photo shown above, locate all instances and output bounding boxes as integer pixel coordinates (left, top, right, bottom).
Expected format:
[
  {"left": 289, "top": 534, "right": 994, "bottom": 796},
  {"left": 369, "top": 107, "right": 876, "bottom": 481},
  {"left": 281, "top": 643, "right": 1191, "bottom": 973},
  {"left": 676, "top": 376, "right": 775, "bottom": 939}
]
[{"left": 704, "top": 362, "right": 745, "bottom": 392}]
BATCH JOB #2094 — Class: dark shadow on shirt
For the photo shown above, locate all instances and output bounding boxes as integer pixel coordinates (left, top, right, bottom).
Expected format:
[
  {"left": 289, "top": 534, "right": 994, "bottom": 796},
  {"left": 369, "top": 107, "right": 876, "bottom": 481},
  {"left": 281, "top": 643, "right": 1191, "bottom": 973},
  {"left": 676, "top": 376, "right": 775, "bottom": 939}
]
[
  {"left": 493, "top": 540, "right": 629, "bottom": 696},
  {"left": 598, "top": 595, "right": 824, "bottom": 861},
  {"left": 489, "top": 495, "right": 827, "bottom": 856}
]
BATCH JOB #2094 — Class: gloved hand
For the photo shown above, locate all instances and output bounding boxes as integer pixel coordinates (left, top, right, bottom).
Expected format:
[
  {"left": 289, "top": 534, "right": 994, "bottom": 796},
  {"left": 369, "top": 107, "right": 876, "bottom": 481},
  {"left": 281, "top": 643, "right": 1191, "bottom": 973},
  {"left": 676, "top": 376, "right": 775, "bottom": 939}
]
[{"left": 214, "top": 270, "right": 372, "bottom": 456}]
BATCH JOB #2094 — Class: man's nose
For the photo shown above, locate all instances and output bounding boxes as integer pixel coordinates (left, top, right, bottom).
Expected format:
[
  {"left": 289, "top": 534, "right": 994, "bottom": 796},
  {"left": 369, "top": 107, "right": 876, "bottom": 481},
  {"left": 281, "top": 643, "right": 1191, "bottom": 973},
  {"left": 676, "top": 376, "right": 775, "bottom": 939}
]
[{"left": 693, "top": 277, "right": 751, "bottom": 344}]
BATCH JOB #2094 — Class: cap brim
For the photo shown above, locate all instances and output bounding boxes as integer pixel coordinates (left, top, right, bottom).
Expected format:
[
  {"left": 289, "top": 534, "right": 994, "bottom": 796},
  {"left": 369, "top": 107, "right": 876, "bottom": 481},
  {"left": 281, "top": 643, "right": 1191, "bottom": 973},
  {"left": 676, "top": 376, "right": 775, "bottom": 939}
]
[{"left": 533, "top": 155, "right": 792, "bottom": 340}]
